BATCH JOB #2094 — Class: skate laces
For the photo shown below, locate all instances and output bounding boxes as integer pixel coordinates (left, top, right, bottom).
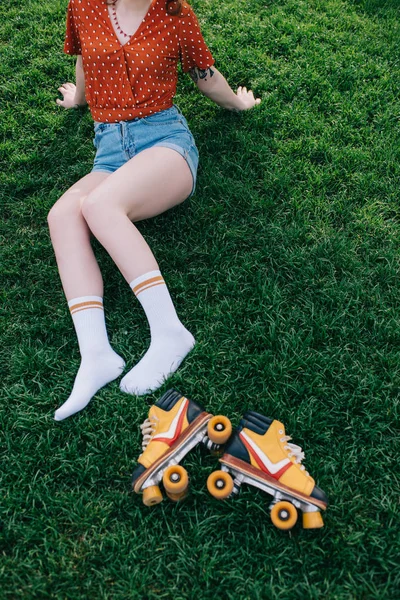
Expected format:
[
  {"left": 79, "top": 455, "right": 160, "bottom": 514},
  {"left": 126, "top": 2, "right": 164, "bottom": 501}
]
[
  {"left": 140, "top": 415, "right": 160, "bottom": 450},
  {"left": 280, "top": 434, "right": 310, "bottom": 476}
]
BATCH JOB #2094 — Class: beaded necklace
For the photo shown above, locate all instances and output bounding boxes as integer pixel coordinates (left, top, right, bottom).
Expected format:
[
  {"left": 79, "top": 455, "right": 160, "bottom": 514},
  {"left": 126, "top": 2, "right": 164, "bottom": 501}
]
[{"left": 111, "top": 0, "right": 133, "bottom": 40}]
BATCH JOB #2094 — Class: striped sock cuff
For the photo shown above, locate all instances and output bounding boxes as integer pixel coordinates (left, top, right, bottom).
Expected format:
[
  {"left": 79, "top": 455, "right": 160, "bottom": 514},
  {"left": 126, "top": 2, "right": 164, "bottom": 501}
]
[
  {"left": 68, "top": 296, "right": 104, "bottom": 316},
  {"left": 130, "top": 270, "right": 165, "bottom": 297}
]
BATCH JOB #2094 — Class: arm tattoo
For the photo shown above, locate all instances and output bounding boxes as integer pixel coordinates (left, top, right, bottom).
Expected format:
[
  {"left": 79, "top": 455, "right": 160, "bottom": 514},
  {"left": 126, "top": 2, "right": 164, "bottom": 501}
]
[{"left": 189, "top": 66, "right": 215, "bottom": 84}]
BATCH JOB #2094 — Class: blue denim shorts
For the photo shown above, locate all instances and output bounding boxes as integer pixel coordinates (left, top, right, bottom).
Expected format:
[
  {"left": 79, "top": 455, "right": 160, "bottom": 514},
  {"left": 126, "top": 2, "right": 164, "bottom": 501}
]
[{"left": 92, "top": 105, "right": 199, "bottom": 196}]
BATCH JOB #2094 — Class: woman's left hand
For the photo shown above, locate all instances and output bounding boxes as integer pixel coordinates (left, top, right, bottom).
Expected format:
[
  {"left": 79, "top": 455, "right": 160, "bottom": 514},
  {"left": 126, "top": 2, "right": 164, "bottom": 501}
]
[{"left": 235, "top": 86, "right": 262, "bottom": 110}]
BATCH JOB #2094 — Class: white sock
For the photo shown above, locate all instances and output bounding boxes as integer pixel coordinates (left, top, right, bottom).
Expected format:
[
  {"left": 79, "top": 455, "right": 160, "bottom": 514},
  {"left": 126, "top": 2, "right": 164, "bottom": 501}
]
[
  {"left": 120, "top": 271, "right": 195, "bottom": 396},
  {"left": 54, "top": 296, "right": 125, "bottom": 421}
]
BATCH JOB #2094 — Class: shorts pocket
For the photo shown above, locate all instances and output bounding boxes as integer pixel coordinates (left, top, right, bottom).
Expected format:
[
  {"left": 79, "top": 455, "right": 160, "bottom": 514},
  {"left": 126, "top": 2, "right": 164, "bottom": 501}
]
[
  {"left": 94, "top": 122, "right": 115, "bottom": 134},
  {"left": 93, "top": 123, "right": 117, "bottom": 149}
]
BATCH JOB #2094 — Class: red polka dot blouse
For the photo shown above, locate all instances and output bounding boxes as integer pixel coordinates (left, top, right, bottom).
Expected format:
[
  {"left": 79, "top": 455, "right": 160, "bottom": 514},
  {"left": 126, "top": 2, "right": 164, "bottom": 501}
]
[{"left": 64, "top": 0, "right": 215, "bottom": 122}]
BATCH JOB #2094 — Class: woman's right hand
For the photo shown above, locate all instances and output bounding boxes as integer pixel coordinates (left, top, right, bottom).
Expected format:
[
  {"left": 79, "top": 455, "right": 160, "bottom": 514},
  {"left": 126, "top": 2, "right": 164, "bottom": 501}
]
[{"left": 56, "top": 82, "right": 79, "bottom": 109}]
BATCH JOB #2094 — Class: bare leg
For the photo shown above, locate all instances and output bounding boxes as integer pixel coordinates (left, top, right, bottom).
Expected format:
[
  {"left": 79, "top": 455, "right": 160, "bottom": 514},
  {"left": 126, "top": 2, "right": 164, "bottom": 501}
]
[
  {"left": 80, "top": 147, "right": 193, "bottom": 280},
  {"left": 47, "top": 172, "right": 109, "bottom": 299},
  {"left": 80, "top": 147, "right": 195, "bottom": 394},
  {"left": 48, "top": 172, "right": 125, "bottom": 420}
]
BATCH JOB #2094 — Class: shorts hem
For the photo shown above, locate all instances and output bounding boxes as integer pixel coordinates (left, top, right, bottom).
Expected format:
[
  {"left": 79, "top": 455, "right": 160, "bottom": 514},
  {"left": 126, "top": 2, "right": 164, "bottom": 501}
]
[{"left": 91, "top": 166, "right": 115, "bottom": 174}]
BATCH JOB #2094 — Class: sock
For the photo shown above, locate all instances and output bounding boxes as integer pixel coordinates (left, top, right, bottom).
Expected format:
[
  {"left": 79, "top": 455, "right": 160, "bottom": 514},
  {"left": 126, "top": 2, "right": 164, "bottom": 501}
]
[
  {"left": 120, "top": 271, "right": 195, "bottom": 396},
  {"left": 54, "top": 296, "right": 125, "bottom": 421}
]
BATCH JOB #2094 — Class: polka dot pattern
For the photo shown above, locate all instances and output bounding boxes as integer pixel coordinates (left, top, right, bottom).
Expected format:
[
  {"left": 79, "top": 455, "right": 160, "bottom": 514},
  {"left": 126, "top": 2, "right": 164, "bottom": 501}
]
[{"left": 64, "top": 0, "right": 214, "bottom": 122}]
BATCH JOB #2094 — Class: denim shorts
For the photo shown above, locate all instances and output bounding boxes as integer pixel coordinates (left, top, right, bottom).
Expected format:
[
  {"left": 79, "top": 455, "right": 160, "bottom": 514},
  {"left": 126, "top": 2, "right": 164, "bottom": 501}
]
[{"left": 92, "top": 105, "right": 199, "bottom": 196}]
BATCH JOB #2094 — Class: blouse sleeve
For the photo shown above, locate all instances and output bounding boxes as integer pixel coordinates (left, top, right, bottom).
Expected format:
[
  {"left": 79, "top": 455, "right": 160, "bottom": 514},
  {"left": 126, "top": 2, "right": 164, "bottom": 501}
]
[
  {"left": 179, "top": 5, "right": 215, "bottom": 73},
  {"left": 64, "top": 0, "right": 82, "bottom": 55}
]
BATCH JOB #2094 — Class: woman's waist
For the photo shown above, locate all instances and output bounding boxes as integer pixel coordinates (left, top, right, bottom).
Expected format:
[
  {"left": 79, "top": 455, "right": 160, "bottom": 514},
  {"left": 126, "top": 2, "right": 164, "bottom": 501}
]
[
  {"left": 92, "top": 105, "right": 192, "bottom": 137},
  {"left": 91, "top": 101, "right": 176, "bottom": 124}
]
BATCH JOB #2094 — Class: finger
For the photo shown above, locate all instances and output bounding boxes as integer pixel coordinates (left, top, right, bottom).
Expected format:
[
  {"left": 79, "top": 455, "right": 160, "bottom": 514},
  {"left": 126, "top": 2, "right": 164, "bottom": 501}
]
[
  {"left": 237, "top": 86, "right": 242, "bottom": 94},
  {"left": 242, "top": 87, "right": 247, "bottom": 93},
  {"left": 56, "top": 99, "right": 65, "bottom": 107},
  {"left": 255, "top": 98, "right": 261, "bottom": 105}
]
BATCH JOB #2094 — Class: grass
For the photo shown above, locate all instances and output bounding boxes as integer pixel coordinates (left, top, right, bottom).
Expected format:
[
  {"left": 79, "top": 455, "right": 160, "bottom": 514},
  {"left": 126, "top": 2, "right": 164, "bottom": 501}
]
[{"left": 1, "top": 0, "right": 400, "bottom": 597}]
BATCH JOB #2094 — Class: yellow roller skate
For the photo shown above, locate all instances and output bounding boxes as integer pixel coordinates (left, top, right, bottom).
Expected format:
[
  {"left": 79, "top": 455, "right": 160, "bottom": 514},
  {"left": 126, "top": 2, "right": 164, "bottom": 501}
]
[
  {"left": 132, "top": 389, "right": 232, "bottom": 506},
  {"left": 207, "top": 410, "right": 328, "bottom": 530}
]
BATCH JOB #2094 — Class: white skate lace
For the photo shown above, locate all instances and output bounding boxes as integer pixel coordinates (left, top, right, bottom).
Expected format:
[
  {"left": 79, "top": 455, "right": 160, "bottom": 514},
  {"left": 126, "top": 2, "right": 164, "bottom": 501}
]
[
  {"left": 140, "top": 416, "right": 159, "bottom": 451},
  {"left": 280, "top": 435, "right": 310, "bottom": 476}
]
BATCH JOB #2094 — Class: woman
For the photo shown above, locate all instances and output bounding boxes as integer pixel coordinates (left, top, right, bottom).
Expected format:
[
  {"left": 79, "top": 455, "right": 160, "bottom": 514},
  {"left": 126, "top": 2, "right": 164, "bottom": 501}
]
[{"left": 50, "top": 0, "right": 261, "bottom": 421}]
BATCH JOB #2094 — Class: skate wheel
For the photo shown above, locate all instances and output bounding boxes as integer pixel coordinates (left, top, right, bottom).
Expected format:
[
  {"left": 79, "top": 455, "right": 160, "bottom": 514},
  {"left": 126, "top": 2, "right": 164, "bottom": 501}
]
[
  {"left": 162, "top": 465, "right": 189, "bottom": 495},
  {"left": 142, "top": 485, "right": 163, "bottom": 507},
  {"left": 166, "top": 489, "right": 188, "bottom": 502},
  {"left": 270, "top": 501, "right": 298, "bottom": 530},
  {"left": 207, "top": 470, "right": 234, "bottom": 499},
  {"left": 207, "top": 415, "right": 232, "bottom": 445}
]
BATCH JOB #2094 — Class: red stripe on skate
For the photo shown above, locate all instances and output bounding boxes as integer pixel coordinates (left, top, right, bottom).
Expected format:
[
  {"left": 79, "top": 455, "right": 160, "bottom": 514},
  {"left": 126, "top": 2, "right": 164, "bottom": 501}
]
[
  {"left": 133, "top": 412, "right": 211, "bottom": 494},
  {"left": 152, "top": 400, "right": 188, "bottom": 447},
  {"left": 219, "top": 454, "right": 328, "bottom": 510},
  {"left": 240, "top": 434, "right": 292, "bottom": 480},
  {"left": 271, "top": 462, "right": 292, "bottom": 479}
]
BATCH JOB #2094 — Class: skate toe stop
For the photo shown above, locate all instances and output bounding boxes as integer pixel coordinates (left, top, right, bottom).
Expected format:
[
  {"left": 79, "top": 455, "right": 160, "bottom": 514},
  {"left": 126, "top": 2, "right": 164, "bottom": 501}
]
[
  {"left": 143, "top": 485, "right": 163, "bottom": 506},
  {"left": 302, "top": 511, "right": 324, "bottom": 529}
]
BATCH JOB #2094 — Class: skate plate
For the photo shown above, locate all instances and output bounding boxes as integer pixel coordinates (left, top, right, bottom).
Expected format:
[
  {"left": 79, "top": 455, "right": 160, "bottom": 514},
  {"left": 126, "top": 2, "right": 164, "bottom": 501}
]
[{"left": 220, "top": 454, "right": 327, "bottom": 512}]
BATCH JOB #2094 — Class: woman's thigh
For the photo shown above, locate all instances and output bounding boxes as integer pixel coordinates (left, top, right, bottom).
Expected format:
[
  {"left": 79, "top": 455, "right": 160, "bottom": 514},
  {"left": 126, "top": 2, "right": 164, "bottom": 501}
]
[{"left": 83, "top": 146, "right": 193, "bottom": 222}]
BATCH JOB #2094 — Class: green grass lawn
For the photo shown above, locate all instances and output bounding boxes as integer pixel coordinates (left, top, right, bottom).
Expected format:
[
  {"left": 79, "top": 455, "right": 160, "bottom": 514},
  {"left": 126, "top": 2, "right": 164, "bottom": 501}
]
[{"left": 1, "top": 0, "right": 400, "bottom": 597}]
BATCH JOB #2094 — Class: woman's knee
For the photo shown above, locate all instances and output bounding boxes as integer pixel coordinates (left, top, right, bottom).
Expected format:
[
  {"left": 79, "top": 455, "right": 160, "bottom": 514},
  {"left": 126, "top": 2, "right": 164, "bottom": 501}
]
[
  {"left": 81, "top": 190, "right": 128, "bottom": 226},
  {"left": 47, "top": 193, "right": 84, "bottom": 232}
]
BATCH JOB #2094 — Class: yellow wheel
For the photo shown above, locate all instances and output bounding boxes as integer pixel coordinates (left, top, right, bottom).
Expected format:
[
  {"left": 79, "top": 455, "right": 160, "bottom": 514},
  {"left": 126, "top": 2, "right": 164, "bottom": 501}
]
[
  {"left": 270, "top": 501, "right": 298, "bottom": 530},
  {"left": 142, "top": 485, "right": 163, "bottom": 507},
  {"left": 207, "top": 470, "right": 234, "bottom": 499},
  {"left": 166, "top": 489, "right": 188, "bottom": 502},
  {"left": 162, "top": 465, "right": 189, "bottom": 495},
  {"left": 207, "top": 415, "right": 232, "bottom": 445}
]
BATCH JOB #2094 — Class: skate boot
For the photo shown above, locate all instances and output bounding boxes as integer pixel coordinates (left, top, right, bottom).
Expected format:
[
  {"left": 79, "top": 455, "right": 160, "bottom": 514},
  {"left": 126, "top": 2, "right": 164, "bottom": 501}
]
[
  {"left": 207, "top": 410, "right": 328, "bottom": 530},
  {"left": 132, "top": 389, "right": 232, "bottom": 506}
]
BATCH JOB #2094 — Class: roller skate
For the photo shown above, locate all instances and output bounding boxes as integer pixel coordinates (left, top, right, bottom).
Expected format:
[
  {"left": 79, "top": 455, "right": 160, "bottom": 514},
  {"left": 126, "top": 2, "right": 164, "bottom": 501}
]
[
  {"left": 132, "top": 389, "right": 232, "bottom": 506},
  {"left": 207, "top": 411, "right": 328, "bottom": 530}
]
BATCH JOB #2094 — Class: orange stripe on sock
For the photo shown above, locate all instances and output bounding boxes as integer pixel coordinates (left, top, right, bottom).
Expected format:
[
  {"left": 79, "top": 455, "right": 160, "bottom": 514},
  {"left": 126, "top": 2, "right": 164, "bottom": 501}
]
[
  {"left": 69, "top": 301, "right": 103, "bottom": 314},
  {"left": 132, "top": 276, "right": 164, "bottom": 296},
  {"left": 134, "top": 281, "right": 166, "bottom": 295}
]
